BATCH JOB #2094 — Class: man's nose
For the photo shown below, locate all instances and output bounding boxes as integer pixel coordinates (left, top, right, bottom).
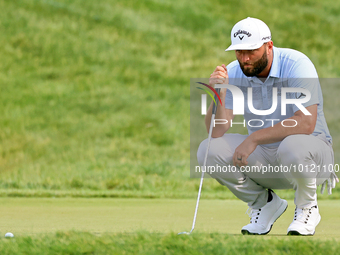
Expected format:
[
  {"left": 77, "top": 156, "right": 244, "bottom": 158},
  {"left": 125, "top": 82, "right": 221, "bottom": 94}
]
[{"left": 241, "top": 52, "right": 250, "bottom": 62}]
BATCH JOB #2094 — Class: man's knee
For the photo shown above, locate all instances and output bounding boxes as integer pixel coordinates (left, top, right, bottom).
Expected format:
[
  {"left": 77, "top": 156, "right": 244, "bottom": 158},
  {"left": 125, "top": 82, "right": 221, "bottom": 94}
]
[
  {"left": 277, "top": 135, "right": 310, "bottom": 165},
  {"left": 197, "top": 137, "right": 233, "bottom": 166},
  {"left": 277, "top": 135, "right": 317, "bottom": 179}
]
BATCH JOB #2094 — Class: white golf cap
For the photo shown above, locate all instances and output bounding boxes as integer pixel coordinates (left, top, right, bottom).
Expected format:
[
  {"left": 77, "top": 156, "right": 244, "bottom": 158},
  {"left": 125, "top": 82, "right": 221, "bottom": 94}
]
[{"left": 225, "top": 17, "right": 271, "bottom": 51}]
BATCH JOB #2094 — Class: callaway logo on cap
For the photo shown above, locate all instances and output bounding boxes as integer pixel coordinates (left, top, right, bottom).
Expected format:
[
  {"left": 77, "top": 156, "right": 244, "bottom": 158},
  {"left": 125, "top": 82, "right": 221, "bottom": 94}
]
[{"left": 225, "top": 17, "right": 271, "bottom": 51}]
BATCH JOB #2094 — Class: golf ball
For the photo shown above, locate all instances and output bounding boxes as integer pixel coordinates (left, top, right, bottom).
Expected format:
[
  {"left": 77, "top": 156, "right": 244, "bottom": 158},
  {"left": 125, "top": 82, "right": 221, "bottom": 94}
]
[{"left": 5, "top": 232, "right": 14, "bottom": 238}]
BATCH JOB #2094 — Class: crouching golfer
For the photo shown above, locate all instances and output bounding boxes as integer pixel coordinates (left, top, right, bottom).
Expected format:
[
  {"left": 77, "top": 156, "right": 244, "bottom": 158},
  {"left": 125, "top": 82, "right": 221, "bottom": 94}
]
[{"left": 197, "top": 17, "right": 338, "bottom": 235}]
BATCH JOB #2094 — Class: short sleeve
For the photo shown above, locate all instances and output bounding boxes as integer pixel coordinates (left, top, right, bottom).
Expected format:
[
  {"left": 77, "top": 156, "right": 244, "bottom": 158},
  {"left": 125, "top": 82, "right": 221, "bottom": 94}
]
[{"left": 289, "top": 58, "right": 320, "bottom": 112}]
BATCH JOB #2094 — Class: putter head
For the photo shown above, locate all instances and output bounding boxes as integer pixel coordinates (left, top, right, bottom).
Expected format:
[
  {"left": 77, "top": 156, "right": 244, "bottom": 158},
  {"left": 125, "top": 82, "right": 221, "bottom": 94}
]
[
  {"left": 178, "top": 231, "right": 190, "bottom": 235},
  {"left": 178, "top": 228, "right": 194, "bottom": 235}
]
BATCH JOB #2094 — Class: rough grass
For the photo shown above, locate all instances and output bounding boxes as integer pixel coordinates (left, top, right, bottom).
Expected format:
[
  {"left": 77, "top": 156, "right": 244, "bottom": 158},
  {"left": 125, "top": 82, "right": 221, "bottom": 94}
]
[
  {"left": 1, "top": 231, "right": 340, "bottom": 255},
  {"left": 0, "top": 0, "right": 339, "bottom": 198}
]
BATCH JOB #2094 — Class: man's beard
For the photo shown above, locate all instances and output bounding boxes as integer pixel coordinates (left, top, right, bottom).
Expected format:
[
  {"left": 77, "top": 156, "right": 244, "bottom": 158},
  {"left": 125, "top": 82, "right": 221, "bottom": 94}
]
[{"left": 239, "top": 49, "right": 268, "bottom": 77}]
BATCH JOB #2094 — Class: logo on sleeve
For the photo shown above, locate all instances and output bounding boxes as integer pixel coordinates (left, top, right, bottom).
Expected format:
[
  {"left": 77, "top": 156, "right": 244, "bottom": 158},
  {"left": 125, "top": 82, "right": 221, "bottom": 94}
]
[{"left": 296, "top": 93, "right": 306, "bottom": 99}]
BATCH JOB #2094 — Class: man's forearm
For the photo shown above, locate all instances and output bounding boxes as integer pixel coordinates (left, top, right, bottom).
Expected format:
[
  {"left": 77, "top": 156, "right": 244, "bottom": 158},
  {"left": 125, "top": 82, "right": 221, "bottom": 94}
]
[
  {"left": 249, "top": 109, "right": 316, "bottom": 146},
  {"left": 204, "top": 90, "right": 232, "bottom": 137}
]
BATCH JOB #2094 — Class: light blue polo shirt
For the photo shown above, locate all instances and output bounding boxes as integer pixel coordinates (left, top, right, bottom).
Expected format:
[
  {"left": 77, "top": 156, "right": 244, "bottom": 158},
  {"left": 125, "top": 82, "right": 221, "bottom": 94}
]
[{"left": 225, "top": 46, "right": 332, "bottom": 147}]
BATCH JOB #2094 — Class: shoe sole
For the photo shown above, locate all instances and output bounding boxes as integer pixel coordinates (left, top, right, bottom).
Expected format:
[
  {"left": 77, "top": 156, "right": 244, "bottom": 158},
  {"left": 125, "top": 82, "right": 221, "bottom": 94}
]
[
  {"left": 287, "top": 230, "right": 314, "bottom": 236},
  {"left": 241, "top": 226, "right": 273, "bottom": 235},
  {"left": 242, "top": 200, "right": 288, "bottom": 235},
  {"left": 287, "top": 214, "right": 321, "bottom": 236}
]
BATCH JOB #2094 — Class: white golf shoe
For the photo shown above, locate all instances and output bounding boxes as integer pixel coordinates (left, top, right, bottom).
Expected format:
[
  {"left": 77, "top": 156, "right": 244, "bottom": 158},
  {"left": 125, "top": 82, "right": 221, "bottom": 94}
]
[
  {"left": 241, "top": 191, "right": 288, "bottom": 235},
  {"left": 287, "top": 205, "right": 321, "bottom": 236}
]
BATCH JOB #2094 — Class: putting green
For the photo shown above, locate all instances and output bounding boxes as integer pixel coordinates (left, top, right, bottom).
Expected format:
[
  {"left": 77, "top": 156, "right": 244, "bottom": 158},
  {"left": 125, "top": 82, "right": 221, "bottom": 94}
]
[{"left": 0, "top": 198, "right": 339, "bottom": 239}]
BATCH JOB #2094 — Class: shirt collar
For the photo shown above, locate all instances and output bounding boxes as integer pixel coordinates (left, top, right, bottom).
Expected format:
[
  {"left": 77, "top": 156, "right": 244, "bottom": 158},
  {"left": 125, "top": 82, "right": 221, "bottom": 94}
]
[{"left": 268, "top": 46, "right": 280, "bottom": 78}]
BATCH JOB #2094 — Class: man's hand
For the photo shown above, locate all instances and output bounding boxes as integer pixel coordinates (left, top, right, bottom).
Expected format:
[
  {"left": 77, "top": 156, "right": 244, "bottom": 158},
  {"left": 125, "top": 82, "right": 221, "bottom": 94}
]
[
  {"left": 233, "top": 136, "right": 258, "bottom": 167},
  {"left": 209, "top": 64, "right": 228, "bottom": 94},
  {"left": 205, "top": 63, "right": 233, "bottom": 137}
]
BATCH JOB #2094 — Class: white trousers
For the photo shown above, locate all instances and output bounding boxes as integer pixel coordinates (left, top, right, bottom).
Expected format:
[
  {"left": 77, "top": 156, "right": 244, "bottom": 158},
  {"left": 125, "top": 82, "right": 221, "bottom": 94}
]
[{"left": 197, "top": 133, "right": 334, "bottom": 209}]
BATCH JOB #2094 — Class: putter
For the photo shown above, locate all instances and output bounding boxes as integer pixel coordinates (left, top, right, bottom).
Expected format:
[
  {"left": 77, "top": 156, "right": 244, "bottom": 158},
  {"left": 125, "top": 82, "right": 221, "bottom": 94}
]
[{"left": 179, "top": 88, "right": 221, "bottom": 235}]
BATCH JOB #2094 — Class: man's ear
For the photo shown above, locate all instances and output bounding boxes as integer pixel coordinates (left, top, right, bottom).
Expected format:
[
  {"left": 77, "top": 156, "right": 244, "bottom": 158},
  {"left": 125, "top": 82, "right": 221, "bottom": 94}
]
[{"left": 267, "top": 41, "right": 274, "bottom": 55}]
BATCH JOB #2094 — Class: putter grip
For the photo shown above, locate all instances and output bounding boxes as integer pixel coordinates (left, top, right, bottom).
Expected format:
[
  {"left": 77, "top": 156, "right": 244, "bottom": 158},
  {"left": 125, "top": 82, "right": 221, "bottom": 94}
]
[{"left": 212, "top": 88, "right": 221, "bottom": 115}]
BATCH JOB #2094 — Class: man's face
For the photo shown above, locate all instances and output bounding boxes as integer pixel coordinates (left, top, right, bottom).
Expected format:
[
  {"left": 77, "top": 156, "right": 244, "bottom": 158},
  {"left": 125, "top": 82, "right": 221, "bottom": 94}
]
[{"left": 236, "top": 44, "right": 268, "bottom": 77}]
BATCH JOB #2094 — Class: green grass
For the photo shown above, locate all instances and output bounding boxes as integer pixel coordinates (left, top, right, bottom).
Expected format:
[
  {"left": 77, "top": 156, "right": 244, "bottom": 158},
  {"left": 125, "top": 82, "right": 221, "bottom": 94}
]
[
  {"left": 0, "top": 0, "right": 340, "bottom": 253},
  {"left": 0, "top": 198, "right": 340, "bottom": 254},
  {"left": 0, "top": 0, "right": 339, "bottom": 199},
  {"left": 1, "top": 198, "right": 340, "bottom": 237},
  {"left": 2, "top": 231, "right": 340, "bottom": 255}
]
